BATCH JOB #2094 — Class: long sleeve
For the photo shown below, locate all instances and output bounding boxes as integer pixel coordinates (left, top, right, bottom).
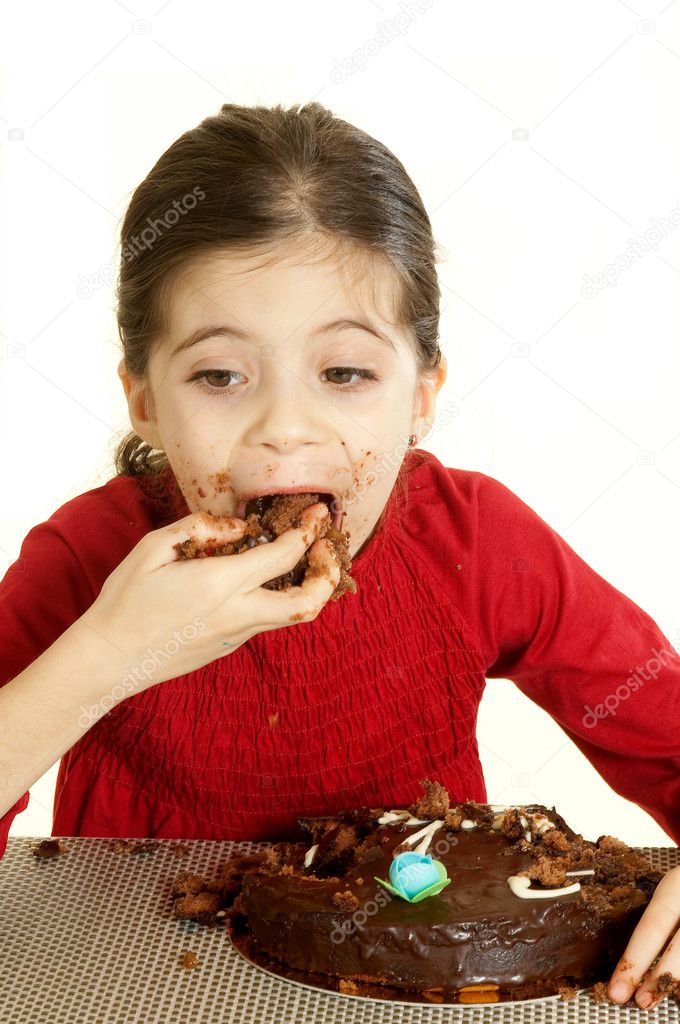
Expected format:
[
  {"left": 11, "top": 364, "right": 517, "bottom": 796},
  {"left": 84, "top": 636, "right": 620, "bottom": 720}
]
[
  {"left": 0, "top": 523, "right": 95, "bottom": 858},
  {"left": 465, "top": 471, "right": 680, "bottom": 843}
]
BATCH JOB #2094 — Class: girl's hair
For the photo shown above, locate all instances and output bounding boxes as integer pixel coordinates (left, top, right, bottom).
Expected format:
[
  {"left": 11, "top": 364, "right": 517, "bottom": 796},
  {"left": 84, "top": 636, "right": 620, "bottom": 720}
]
[{"left": 113, "top": 101, "right": 444, "bottom": 488}]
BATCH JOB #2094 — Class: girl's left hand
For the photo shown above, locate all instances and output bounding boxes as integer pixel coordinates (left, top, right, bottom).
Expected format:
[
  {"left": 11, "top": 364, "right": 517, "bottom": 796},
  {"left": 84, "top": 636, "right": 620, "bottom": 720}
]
[{"left": 607, "top": 865, "right": 680, "bottom": 1010}]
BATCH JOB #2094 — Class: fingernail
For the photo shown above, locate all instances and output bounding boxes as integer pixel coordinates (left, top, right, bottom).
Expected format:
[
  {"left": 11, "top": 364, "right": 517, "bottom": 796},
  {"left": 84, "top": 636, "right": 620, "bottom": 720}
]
[
  {"left": 609, "top": 981, "right": 630, "bottom": 1001},
  {"left": 637, "top": 991, "right": 653, "bottom": 1009}
]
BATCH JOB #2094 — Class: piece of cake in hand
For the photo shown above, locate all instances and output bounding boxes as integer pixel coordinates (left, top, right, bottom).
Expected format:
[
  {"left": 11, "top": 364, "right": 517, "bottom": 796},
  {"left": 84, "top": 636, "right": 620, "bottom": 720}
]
[{"left": 173, "top": 492, "right": 356, "bottom": 601}]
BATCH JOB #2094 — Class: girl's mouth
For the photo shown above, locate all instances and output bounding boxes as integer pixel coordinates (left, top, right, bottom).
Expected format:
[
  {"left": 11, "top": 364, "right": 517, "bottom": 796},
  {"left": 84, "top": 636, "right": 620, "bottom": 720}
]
[{"left": 236, "top": 489, "right": 345, "bottom": 530}]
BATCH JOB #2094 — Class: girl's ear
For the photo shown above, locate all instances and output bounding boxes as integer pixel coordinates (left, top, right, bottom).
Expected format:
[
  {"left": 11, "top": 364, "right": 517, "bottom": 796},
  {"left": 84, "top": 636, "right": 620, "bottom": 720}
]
[
  {"left": 411, "top": 352, "right": 447, "bottom": 438},
  {"left": 117, "top": 358, "right": 163, "bottom": 450}
]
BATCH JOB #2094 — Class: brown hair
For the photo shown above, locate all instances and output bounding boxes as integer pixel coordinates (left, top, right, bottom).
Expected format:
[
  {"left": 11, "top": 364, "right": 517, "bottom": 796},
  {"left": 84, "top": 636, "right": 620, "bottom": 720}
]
[{"left": 113, "top": 101, "right": 443, "bottom": 486}]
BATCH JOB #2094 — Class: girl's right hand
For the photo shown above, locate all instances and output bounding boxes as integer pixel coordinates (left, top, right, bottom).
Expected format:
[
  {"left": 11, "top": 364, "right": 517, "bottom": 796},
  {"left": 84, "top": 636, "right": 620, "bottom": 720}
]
[{"left": 79, "top": 502, "right": 339, "bottom": 691}]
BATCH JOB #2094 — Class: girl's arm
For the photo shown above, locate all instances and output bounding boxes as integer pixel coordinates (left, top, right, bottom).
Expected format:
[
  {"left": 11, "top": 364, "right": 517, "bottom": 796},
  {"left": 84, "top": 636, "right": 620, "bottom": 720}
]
[
  {"left": 0, "top": 610, "right": 126, "bottom": 829},
  {"left": 447, "top": 470, "right": 680, "bottom": 842},
  {"left": 0, "top": 521, "right": 110, "bottom": 854}
]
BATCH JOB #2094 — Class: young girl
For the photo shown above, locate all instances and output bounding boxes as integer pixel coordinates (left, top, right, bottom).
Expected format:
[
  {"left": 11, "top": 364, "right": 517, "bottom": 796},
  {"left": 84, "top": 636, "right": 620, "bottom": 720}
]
[{"left": 1, "top": 101, "right": 679, "bottom": 1009}]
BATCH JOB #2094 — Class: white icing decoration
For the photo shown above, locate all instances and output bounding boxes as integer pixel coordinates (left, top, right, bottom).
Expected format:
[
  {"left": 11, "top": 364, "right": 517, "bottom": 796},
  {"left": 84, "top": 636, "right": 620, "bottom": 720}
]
[
  {"left": 460, "top": 819, "right": 478, "bottom": 830},
  {"left": 303, "top": 843, "right": 318, "bottom": 867},
  {"left": 400, "top": 819, "right": 444, "bottom": 855},
  {"left": 377, "top": 809, "right": 430, "bottom": 826},
  {"left": 565, "top": 869, "right": 595, "bottom": 877},
  {"left": 507, "top": 875, "right": 581, "bottom": 899},
  {"left": 535, "top": 818, "right": 555, "bottom": 834},
  {"left": 490, "top": 809, "right": 557, "bottom": 838}
]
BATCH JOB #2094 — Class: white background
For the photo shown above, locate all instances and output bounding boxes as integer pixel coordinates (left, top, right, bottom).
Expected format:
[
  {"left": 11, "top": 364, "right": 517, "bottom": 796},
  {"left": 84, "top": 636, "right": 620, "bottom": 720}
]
[{"left": 1, "top": 0, "right": 679, "bottom": 847}]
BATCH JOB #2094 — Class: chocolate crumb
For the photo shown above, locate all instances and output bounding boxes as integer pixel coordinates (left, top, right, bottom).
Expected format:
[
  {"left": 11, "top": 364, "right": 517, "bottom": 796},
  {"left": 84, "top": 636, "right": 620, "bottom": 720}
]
[
  {"left": 408, "top": 779, "right": 450, "bottom": 820},
  {"left": 108, "top": 839, "right": 160, "bottom": 855},
  {"left": 172, "top": 871, "right": 209, "bottom": 897},
  {"left": 444, "top": 807, "right": 465, "bottom": 830},
  {"left": 656, "top": 972, "right": 680, "bottom": 997},
  {"left": 181, "top": 950, "right": 198, "bottom": 969},
  {"left": 32, "top": 838, "right": 67, "bottom": 859},
  {"left": 332, "top": 890, "right": 360, "bottom": 912},
  {"left": 173, "top": 891, "right": 222, "bottom": 925}
]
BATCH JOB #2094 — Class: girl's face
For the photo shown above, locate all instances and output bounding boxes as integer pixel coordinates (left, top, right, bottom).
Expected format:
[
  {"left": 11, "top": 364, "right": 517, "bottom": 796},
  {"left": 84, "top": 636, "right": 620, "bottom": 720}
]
[{"left": 119, "top": 238, "right": 446, "bottom": 558}]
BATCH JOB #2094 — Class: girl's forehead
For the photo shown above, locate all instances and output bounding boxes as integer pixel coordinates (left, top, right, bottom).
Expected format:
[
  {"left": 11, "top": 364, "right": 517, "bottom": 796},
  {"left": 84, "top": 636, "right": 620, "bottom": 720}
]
[{"left": 165, "top": 241, "right": 405, "bottom": 338}]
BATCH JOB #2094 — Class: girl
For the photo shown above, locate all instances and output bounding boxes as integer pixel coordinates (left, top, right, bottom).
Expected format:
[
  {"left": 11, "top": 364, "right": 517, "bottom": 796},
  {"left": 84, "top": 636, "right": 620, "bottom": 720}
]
[{"left": 1, "top": 102, "right": 679, "bottom": 1009}]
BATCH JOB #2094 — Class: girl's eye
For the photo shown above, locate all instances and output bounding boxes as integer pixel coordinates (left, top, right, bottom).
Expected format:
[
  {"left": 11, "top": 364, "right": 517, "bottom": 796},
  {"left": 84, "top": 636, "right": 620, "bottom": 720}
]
[
  {"left": 187, "top": 366, "right": 380, "bottom": 395},
  {"left": 321, "top": 367, "right": 380, "bottom": 390},
  {"left": 187, "top": 369, "right": 244, "bottom": 392}
]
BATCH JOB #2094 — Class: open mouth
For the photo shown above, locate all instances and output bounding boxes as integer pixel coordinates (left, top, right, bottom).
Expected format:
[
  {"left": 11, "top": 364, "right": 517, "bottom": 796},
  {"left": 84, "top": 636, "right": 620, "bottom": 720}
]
[{"left": 237, "top": 490, "right": 344, "bottom": 530}]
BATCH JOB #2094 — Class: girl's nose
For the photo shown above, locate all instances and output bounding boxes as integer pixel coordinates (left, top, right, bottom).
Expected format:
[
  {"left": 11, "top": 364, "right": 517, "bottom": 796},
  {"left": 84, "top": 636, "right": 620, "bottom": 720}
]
[{"left": 246, "top": 387, "right": 328, "bottom": 453}]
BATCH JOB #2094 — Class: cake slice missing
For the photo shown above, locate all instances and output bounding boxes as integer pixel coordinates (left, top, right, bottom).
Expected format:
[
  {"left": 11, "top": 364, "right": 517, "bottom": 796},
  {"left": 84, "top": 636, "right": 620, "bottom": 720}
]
[{"left": 172, "top": 492, "right": 356, "bottom": 601}]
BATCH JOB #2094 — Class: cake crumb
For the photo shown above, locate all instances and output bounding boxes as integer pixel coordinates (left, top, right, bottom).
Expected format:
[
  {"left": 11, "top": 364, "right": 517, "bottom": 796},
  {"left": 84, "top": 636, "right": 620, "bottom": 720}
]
[
  {"left": 656, "top": 972, "right": 680, "bottom": 997},
  {"left": 557, "top": 981, "right": 578, "bottom": 1000},
  {"left": 172, "top": 871, "right": 208, "bottom": 897},
  {"left": 180, "top": 950, "right": 198, "bottom": 969},
  {"left": 332, "top": 889, "right": 360, "bottom": 912},
  {"left": 338, "top": 979, "right": 359, "bottom": 994},
  {"left": 173, "top": 891, "right": 222, "bottom": 924},
  {"left": 591, "top": 982, "right": 609, "bottom": 1003},
  {"left": 597, "top": 835, "right": 628, "bottom": 854},
  {"left": 32, "top": 838, "right": 67, "bottom": 859},
  {"left": 541, "top": 829, "right": 571, "bottom": 854},
  {"left": 409, "top": 779, "right": 450, "bottom": 820},
  {"left": 444, "top": 807, "right": 465, "bottom": 830},
  {"left": 108, "top": 839, "right": 160, "bottom": 856},
  {"left": 517, "top": 855, "right": 567, "bottom": 887}
]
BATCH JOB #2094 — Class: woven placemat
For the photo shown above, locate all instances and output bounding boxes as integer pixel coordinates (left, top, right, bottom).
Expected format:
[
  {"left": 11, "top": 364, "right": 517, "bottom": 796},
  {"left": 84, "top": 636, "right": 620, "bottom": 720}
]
[{"left": 1, "top": 837, "right": 678, "bottom": 1023}]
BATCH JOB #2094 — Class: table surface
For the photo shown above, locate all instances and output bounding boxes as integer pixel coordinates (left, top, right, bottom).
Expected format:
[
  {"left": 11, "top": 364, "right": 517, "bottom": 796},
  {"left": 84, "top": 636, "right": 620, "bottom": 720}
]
[{"left": 1, "top": 837, "right": 679, "bottom": 1024}]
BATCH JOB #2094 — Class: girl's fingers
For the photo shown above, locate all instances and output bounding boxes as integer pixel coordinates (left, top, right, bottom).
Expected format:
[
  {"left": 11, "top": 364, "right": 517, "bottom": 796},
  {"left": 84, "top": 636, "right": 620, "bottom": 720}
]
[
  {"left": 230, "top": 504, "right": 330, "bottom": 594},
  {"left": 149, "top": 512, "right": 249, "bottom": 569},
  {"left": 254, "top": 538, "right": 341, "bottom": 623},
  {"left": 634, "top": 932, "right": 680, "bottom": 1010},
  {"left": 608, "top": 870, "right": 680, "bottom": 1005}
]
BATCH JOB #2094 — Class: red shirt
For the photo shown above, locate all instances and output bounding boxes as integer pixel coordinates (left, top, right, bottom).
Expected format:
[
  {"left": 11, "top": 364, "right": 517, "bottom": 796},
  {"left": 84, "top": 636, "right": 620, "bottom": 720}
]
[{"left": 2, "top": 449, "right": 680, "bottom": 858}]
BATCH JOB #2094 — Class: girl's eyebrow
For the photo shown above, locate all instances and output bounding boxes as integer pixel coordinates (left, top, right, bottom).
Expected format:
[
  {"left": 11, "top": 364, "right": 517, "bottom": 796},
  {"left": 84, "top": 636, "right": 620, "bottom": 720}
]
[{"left": 169, "top": 316, "right": 396, "bottom": 360}]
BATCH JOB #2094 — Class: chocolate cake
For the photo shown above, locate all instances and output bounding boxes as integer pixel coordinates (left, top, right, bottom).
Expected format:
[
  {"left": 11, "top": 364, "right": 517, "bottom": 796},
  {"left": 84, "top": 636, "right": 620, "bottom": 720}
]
[
  {"left": 173, "top": 492, "right": 356, "bottom": 601},
  {"left": 222, "top": 780, "right": 663, "bottom": 1003}
]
